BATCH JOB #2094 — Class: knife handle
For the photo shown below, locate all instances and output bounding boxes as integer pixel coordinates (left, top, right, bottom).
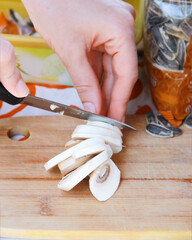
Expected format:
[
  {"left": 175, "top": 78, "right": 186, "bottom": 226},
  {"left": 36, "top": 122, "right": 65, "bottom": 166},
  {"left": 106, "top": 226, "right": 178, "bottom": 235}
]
[{"left": 0, "top": 82, "right": 24, "bottom": 105}]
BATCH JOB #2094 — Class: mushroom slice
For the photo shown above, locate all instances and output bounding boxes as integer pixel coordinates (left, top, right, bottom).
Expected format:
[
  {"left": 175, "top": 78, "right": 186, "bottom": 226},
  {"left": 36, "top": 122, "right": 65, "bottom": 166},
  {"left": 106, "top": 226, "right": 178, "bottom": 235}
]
[
  {"left": 72, "top": 125, "right": 122, "bottom": 153},
  {"left": 109, "top": 144, "right": 123, "bottom": 154},
  {"left": 72, "top": 125, "right": 122, "bottom": 139},
  {"left": 59, "top": 144, "right": 113, "bottom": 176},
  {"left": 65, "top": 139, "right": 82, "bottom": 149},
  {"left": 89, "top": 159, "right": 120, "bottom": 201},
  {"left": 58, "top": 150, "right": 109, "bottom": 191},
  {"left": 87, "top": 121, "right": 122, "bottom": 136},
  {"left": 44, "top": 137, "right": 105, "bottom": 171},
  {"left": 72, "top": 143, "right": 112, "bottom": 160},
  {"left": 58, "top": 155, "right": 93, "bottom": 175}
]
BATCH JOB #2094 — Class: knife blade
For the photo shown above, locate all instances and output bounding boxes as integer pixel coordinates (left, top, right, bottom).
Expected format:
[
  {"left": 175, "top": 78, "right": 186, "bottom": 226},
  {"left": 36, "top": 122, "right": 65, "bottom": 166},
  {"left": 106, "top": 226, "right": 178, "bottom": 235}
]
[{"left": 0, "top": 82, "right": 136, "bottom": 130}]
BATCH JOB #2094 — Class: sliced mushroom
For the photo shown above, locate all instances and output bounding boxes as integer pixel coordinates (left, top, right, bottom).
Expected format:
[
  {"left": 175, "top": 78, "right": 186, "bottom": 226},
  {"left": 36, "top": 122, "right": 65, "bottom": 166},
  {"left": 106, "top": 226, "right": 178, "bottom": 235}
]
[
  {"left": 109, "top": 144, "right": 123, "bottom": 154},
  {"left": 58, "top": 143, "right": 112, "bottom": 175},
  {"left": 65, "top": 139, "right": 82, "bottom": 149},
  {"left": 73, "top": 125, "right": 122, "bottom": 138},
  {"left": 45, "top": 120, "right": 124, "bottom": 201},
  {"left": 89, "top": 159, "right": 120, "bottom": 201},
  {"left": 72, "top": 143, "right": 112, "bottom": 160},
  {"left": 72, "top": 125, "right": 122, "bottom": 153},
  {"left": 87, "top": 121, "right": 122, "bottom": 136},
  {"left": 58, "top": 150, "right": 110, "bottom": 191},
  {"left": 44, "top": 137, "right": 105, "bottom": 171},
  {"left": 58, "top": 155, "right": 93, "bottom": 175}
]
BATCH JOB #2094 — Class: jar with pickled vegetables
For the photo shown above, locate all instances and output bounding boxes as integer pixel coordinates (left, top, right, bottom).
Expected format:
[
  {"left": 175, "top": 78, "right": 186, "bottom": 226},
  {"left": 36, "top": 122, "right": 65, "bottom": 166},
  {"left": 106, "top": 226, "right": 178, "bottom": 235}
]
[{"left": 144, "top": 0, "right": 192, "bottom": 127}]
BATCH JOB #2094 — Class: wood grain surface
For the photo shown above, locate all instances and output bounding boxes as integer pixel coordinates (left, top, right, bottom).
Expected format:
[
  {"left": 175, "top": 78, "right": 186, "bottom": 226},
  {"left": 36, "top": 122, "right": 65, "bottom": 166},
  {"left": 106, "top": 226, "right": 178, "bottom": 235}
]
[{"left": 0, "top": 115, "right": 191, "bottom": 239}]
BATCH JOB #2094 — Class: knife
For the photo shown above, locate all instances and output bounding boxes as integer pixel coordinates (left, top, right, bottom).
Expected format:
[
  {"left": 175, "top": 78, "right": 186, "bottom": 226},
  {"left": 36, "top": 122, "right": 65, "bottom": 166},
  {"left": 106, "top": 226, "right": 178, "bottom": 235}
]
[{"left": 0, "top": 82, "right": 136, "bottom": 130}]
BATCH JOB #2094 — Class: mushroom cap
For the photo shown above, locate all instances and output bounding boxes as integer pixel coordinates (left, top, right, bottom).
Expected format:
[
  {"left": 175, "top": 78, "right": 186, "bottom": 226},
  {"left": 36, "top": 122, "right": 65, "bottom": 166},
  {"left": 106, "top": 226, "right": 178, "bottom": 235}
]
[{"left": 89, "top": 159, "right": 120, "bottom": 201}]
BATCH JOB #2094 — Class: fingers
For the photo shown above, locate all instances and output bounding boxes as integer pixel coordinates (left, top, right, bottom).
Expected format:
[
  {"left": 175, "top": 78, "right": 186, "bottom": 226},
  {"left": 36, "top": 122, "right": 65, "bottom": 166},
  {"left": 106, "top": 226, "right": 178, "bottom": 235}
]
[
  {"left": 0, "top": 37, "right": 29, "bottom": 97},
  {"left": 119, "top": 1, "right": 136, "bottom": 20},
  {"left": 101, "top": 54, "right": 114, "bottom": 116},
  {"left": 64, "top": 47, "right": 102, "bottom": 114},
  {"left": 104, "top": 22, "right": 138, "bottom": 121},
  {"left": 88, "top": 50, "right": 103, "bottom": 82}
]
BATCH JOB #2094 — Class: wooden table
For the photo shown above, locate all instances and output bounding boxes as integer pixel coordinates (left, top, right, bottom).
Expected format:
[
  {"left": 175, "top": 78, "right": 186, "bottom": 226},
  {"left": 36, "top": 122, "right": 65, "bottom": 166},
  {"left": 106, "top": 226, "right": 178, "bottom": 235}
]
[{"left": 0, "top": 115, "right": 191, "bottom": 240}]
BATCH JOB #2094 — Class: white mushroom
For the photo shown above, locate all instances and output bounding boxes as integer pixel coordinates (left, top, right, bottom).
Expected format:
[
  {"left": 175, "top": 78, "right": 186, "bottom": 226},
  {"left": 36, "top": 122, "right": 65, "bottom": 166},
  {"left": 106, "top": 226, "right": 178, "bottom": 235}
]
[
  {"left": 65, "top": 139, "right": 82, "bottom": 149},
  {"left": 72, "top": 143, "right": 113, "bottom": 160},
  {"left": 45, "top": 120, "right": 123, "bottom": 201},
  {"left": 72, "top": 125, "right": 122, "bottom": 138},
  {"left": 44, "top": 137, "right": 105, "bottom": 171},
  {"left": 58, "top": 142, "right": 112, "bottom": 175},
  {"left": 58, "top": 143, "right": 112, "bottom": 175},
  {"left": 58, "top": 150, "right": 110, "bottom": 191},
  {"left": 87, "top": 121, "right": 122, "bottom": 136},
  {"left": 89, "top": 159, "right": 120, "bottom": 201},
  {"left": 72, "top": 125, "right": 122, "bottom": 153},
  {"left": 58, "top": 155, "right": 93, "bottom": 175},
  {"left": 109, "top": 144, "right": 123, "bottom": 154}
]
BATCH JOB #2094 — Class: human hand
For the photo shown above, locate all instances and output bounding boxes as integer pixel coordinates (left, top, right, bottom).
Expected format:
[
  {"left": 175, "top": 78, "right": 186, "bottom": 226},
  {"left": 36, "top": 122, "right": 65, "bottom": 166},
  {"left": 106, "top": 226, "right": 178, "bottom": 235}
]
[
  {"left": 22, "top": 0, "right": 138, "bottom": 121},
  {"left": 0, "top": 36, "right": 29, "bottom": 97}
]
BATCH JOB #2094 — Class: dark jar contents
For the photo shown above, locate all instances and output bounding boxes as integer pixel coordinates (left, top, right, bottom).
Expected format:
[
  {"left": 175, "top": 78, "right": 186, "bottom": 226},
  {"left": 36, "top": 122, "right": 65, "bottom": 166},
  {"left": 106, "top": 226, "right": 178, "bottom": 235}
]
[{"left": 144, "top": 0, "right": 192, "bottom": 126}]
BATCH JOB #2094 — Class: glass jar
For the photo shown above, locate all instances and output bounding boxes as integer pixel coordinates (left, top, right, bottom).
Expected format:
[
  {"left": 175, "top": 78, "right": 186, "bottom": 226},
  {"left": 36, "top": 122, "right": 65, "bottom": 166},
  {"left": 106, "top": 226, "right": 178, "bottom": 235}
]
[{"left": 144, "top": 0, "right": 192, "bottom": 126}]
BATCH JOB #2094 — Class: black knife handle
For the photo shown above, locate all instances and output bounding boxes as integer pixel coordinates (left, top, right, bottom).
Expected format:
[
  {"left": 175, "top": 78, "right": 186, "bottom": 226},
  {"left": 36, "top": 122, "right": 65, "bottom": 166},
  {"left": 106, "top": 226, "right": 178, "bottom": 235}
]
[{"left": 0, "top": 82, "right": 25, "bottom": 105}]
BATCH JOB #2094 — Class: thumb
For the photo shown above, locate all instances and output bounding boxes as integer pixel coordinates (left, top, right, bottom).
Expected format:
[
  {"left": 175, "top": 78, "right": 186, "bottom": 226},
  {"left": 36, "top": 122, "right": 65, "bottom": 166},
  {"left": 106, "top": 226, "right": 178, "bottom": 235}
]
[
  {"left": 65, "top": 50, "right": 102, "bottom": 114},
  {"left": 0, "top": 37, "right": 29, "bottom": 97}
]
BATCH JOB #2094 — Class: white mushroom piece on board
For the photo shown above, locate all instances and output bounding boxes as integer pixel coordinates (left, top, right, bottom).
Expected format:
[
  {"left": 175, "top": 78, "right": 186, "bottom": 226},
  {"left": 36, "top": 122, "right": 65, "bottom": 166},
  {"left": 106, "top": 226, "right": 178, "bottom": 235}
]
[
  {"left": 64, "top": 139, "right": 82, "bottom": 149},
  {"left": 44, "top": 120, "right": 124, "bottom": 201},
  {"left": 58, "top": 149, "right": 112, "bottom": 191},
  {"left": 44, "top": 137, "right": 106, "bottom": 171},
  {"left": 72, "top": 123, "right": 123, "bottom": 153},
  {"left": 89, "top": 159, "right": 121, "bottom": 201},
  {"left": 58, "top": 142, "right": 113, "bottom": 175}
]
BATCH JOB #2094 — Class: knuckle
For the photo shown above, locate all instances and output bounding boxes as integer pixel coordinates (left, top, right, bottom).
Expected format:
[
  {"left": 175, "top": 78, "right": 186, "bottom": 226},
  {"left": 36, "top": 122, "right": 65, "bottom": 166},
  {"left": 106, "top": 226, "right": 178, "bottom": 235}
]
[
  {"left": 123, "top": 12, "right": 135, "bottom": 29},
  {"left": 111, "top": 13, "right": 135, "bottom": 36},
  {"left": 74, "top": 84, "right": 94, "bottom": 95},
  {"left": 127, "top": 5, "right": 136, "bottom": 20},
  {"left": 74, "top": 83, "right": 98, "bottom": 103},
  {"left": 110, "top": 24, "right": 126, "bottom": 40}
]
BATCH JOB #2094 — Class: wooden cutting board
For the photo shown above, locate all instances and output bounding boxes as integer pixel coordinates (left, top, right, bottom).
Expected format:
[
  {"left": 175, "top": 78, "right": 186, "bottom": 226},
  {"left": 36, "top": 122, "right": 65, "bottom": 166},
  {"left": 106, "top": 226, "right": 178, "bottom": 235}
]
[{"left": 0, "top": 115, "right": 191, "bottom": 240}]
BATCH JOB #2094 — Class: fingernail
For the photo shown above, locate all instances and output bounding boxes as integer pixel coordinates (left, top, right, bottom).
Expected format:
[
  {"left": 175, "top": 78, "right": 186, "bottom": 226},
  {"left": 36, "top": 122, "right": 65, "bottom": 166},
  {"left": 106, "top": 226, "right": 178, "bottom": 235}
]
[
  {"left": 84, "top": 102, "right": 96, "bottom": 113},
  {"left": 16, "top": 79, "right": 29, "bottom": 97}
]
